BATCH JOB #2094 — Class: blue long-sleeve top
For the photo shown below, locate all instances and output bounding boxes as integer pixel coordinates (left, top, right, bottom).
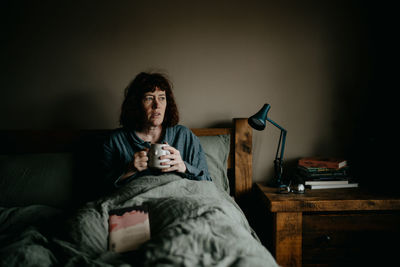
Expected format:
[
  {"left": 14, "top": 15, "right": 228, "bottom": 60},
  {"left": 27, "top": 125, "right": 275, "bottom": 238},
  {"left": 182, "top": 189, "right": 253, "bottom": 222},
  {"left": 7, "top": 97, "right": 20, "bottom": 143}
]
[{"left": 101, "top": 125, "right": 212, "bottom": 188}]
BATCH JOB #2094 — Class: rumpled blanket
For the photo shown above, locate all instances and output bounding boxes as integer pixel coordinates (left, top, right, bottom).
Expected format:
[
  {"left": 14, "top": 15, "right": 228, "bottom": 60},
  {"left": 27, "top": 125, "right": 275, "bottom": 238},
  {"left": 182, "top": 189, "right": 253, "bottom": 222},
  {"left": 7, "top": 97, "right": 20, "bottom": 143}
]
[{"left": 0, "top": 174, "right": 278, "bottom": 267}]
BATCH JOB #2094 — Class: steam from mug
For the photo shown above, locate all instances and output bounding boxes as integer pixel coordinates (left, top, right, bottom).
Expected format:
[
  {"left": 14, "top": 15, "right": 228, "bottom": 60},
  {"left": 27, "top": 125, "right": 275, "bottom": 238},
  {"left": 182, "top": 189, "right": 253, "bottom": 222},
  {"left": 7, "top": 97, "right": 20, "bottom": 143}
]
[{"left": 148, "top": 144, "right": 171, "bottom": 169}]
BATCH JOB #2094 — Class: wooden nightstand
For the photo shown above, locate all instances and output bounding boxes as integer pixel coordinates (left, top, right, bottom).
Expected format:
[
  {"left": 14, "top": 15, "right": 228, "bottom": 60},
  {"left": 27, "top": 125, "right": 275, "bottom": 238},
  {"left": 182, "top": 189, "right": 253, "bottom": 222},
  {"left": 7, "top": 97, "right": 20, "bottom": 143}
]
[{"left": 254, "top": 183, "right": 400, "bottom": 267}]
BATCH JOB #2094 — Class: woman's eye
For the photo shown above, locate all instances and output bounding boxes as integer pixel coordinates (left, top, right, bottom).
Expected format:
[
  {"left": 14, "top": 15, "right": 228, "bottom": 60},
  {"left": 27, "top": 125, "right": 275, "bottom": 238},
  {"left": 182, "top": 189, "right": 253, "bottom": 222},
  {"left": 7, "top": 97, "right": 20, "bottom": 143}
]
[
  {"left": 159, "top": 96, "right": 166, "bottom": 101},
  {"left": 144, "top": 97, "right": 153, "bottom": 102}
]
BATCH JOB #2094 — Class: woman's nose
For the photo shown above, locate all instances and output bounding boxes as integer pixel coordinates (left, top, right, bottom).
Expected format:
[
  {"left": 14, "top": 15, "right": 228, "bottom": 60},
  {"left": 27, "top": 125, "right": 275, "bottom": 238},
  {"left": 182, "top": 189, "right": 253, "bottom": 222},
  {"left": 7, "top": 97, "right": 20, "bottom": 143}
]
[{"left": 152, "top": 99, "right": 159, "bottom": 108}]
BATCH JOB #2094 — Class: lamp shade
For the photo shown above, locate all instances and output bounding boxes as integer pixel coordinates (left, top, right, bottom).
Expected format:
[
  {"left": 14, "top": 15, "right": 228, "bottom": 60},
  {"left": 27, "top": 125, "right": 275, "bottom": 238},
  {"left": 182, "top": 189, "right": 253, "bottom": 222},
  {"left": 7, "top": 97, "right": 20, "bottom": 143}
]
[{"left": 248, "top": 104, "right": 271, "bottom": 131}]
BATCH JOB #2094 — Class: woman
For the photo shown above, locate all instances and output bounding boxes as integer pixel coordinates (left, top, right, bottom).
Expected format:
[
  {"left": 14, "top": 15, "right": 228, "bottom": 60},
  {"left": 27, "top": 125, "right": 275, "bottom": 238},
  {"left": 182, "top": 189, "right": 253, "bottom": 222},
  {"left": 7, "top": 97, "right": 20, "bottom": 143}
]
[{"left": 102, "top": 72, "right": 212, "bottom": 188}]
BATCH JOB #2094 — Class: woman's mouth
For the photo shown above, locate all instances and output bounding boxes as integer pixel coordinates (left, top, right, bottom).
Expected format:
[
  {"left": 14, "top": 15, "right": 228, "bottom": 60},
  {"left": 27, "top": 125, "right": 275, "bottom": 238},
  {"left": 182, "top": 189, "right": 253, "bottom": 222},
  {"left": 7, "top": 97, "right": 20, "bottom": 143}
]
[{"left": 151, "top": 112, "right": 161, "bottom": 118}]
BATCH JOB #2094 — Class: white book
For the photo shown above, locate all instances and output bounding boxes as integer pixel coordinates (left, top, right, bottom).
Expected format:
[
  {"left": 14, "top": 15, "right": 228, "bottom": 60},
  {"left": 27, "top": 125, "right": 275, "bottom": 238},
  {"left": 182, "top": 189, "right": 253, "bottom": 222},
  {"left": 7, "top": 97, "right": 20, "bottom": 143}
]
[
  {"left": 307, "top": 183, "right": 358, "bottom": 190},
  {"left": 305, "top": 180, "right": 349, "bottom": 186}
]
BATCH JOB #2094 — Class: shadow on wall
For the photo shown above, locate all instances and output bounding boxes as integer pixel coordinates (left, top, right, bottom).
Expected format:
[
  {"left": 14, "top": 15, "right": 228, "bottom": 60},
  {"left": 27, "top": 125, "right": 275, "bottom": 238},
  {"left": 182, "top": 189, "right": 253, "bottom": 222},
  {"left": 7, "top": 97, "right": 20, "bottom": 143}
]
[
  {"left": 207, "top": 120, "right": 234, "bottom": 129},
  {"left": 49, "top": 88, "right": 117, "bottom": 129},
  {"left": 344, "top": 2, "right": 398, "bottom": 192}
]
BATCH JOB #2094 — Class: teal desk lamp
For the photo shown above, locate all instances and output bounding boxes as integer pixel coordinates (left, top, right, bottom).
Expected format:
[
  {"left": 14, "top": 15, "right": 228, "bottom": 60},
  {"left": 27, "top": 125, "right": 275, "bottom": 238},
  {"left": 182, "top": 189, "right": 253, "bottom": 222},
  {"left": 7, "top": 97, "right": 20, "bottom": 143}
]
[{"left": 248, "top": 104, "right": 287, "bottom": 188}]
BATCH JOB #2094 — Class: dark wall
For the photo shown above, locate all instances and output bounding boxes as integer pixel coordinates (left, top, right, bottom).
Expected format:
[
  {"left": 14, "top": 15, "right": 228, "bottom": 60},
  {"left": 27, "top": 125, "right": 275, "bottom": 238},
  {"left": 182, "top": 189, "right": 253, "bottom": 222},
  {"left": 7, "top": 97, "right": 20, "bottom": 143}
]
[{"left": 1, "top": 0, "right": 393, "bottom": 184}]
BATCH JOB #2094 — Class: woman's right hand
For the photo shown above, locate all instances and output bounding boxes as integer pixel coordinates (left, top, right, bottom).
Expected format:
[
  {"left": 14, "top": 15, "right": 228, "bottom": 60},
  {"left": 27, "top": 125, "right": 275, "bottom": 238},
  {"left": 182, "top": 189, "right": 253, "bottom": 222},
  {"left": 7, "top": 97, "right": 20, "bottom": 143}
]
[
  {"left": 120, "top": 149, "right": 148, "bottom": 181},
  {"left": 132, "top": 149, "right": 149, "bottom": 172}
]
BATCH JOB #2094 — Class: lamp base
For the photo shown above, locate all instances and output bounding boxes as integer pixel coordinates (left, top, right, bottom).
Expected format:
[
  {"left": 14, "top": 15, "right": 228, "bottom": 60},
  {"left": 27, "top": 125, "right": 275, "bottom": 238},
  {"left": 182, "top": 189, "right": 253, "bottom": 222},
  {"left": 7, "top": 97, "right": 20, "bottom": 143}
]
[
  {"left": 267, "top": 159, "right": 286, "bottom": 186},
  {"left": 267, "top": 180, "right": 287, "bottom": 188},
  {"left": 268, "top": 178, "right": 305, "bottom": 194},
  {"left": 267, "top": 180, "right": 290, "bottom": 193}
]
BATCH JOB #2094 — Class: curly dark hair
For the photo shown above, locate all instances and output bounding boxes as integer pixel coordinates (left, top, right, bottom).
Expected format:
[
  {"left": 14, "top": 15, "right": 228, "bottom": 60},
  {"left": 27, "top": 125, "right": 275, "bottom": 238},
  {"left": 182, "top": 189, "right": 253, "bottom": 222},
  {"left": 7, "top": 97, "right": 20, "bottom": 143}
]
[{"left": 119, "top": 72, "right": 179, "bottom": 130}]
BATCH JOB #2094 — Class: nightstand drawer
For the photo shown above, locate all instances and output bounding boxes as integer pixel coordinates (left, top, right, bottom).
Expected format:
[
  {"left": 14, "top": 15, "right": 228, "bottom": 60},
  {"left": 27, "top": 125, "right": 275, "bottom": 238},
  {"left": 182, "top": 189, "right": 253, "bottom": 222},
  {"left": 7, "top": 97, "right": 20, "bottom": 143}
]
[{"left": 302, "top": 211, "right": 400, "bottom": 265}]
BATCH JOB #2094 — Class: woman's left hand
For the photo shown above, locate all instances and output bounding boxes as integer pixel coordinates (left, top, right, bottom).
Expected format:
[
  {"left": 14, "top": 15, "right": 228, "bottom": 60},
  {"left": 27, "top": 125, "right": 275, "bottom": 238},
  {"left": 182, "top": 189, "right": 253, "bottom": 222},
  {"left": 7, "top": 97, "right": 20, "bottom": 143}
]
[{"left": 159, "top": 143, "right": 187, "bottom": 173}]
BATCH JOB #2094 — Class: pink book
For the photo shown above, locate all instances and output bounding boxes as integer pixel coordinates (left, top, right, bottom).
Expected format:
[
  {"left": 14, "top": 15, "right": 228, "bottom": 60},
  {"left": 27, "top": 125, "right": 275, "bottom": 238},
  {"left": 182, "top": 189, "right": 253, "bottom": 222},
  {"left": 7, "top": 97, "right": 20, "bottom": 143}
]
[{"left": 108, "top": 206, "right": 150, "bottom": 253}]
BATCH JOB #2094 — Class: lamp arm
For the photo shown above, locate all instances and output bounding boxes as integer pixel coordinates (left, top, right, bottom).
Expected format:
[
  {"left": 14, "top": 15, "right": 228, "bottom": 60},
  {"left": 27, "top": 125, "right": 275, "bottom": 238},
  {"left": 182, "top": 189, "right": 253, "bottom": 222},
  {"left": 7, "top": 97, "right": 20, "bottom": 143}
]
[
  {"left": 266, "top": 117, "right": 287, "bottom": 160},
  {"left": 266, "top": 118, "right": 287, "bottom": 187},
  {"left": 266, "top": 117, "right": 286, "bottom": 132},
  {"left": 280, "top": 130, "right": 287, "bottom": 160}
]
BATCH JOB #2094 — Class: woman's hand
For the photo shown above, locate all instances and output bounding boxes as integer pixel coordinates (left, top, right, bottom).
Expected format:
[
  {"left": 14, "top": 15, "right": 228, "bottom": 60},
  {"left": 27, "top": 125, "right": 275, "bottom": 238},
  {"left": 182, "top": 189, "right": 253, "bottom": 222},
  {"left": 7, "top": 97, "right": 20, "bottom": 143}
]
[
  {"left": 120, "top": 149, "right": 148, "bottom": 181},
  {"left": 160, "top": 144, "right": 187, "bottom": 173},
  {"left": 132, "top": 149, "right": 149, "bottom": 172}
]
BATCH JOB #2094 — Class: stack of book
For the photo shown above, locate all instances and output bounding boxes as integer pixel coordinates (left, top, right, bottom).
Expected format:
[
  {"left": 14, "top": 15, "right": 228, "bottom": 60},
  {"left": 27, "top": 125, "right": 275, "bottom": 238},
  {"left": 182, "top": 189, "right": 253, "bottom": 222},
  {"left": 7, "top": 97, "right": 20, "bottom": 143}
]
[{"left": 297, "top": 157, "right": 358, "bottom": 189}]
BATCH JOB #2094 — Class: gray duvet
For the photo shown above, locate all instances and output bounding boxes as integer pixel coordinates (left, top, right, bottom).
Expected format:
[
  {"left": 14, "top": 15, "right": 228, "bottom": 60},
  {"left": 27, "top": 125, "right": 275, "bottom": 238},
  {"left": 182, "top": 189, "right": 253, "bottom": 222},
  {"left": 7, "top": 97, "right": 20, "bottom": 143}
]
[{"left": 0, "top": 174, "right": 278, "bottom": 267}]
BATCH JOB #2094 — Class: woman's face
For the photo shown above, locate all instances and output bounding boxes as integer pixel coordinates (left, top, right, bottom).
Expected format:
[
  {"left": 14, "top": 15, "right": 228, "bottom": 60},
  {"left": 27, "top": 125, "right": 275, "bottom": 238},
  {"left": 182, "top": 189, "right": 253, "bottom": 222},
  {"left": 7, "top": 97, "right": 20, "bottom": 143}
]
[{"left": 142, "top": 87, "right": 167, "bottom": 128}]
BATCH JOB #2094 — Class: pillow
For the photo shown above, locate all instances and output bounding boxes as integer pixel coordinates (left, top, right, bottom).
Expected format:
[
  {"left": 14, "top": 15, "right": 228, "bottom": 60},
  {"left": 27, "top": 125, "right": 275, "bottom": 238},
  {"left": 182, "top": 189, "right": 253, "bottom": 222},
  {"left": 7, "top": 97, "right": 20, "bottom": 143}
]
[
  {"left": 0, "top": 153, "right": 75, "bottom": 208},
  {"left": 198, "top": 135, "right": 230, "bottom": 193}
]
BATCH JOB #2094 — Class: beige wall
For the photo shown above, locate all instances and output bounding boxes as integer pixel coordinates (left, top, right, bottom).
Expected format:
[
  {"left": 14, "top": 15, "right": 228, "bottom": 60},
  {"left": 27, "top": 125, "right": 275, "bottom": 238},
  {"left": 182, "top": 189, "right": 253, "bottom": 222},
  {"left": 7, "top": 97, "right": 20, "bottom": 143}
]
[{"left": 1, "top": 0, "right": 377, "bottom": 183}]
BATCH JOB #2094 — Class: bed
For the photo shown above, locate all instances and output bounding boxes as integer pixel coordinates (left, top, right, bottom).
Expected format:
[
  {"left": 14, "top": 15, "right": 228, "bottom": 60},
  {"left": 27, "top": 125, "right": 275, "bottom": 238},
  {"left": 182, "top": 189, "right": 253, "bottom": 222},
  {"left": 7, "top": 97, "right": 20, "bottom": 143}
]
[{"left": 0, "top": 118, "right": 278, "bottom": 266}]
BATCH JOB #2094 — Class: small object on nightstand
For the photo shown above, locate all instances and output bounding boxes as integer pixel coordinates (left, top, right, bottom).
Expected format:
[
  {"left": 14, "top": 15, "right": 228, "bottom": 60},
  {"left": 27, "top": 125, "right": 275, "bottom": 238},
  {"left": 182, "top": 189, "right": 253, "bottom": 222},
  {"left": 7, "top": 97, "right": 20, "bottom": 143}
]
[
  {"left": 279, "top": 184, "right": 291, "bottom": 194},
  {"left": 292, "top": 183, "right": 305, "bottom": 194},
  {"left": 278, "top": 181, "right": 305, "bottom": 194}
]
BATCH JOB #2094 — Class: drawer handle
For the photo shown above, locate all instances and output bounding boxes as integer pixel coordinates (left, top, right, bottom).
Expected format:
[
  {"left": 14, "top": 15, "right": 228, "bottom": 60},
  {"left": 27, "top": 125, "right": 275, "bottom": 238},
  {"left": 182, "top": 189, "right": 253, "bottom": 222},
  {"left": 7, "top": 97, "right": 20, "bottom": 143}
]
[{"left": 318, "top": 235, "right": 332, "bottom": 244}]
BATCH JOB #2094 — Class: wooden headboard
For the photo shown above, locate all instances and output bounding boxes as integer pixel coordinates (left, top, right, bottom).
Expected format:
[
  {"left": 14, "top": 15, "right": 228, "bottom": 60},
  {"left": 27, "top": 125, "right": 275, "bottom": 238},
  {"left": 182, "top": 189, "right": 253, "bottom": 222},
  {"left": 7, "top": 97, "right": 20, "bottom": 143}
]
[
  {"left": 192, "top": 118, "right": 253, "bottom": 199},
  {"left": 0, "top": 118, "right": 253, "bottom": 200}
]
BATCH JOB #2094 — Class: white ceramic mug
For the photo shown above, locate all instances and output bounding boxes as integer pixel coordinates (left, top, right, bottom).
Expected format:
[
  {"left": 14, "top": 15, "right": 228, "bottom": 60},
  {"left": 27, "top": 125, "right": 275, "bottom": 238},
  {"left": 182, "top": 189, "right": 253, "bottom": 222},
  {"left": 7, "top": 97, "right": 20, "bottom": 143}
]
[{"left": 148, "top": 144, "right": 171, "bottom": 169}]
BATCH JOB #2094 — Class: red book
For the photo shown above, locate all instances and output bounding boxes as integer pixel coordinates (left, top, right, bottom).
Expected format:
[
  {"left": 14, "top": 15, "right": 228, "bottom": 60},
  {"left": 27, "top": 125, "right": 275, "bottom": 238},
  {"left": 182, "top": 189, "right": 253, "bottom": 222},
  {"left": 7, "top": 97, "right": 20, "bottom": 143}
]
[
  {"left": 108, "top": 206, "right": 150, "bottom": 253},
  {"left": 298, "top": 157, "right": 347, "bottom": 169}
]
